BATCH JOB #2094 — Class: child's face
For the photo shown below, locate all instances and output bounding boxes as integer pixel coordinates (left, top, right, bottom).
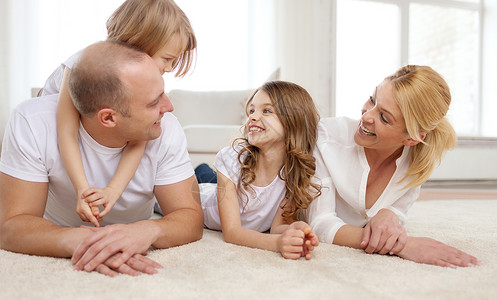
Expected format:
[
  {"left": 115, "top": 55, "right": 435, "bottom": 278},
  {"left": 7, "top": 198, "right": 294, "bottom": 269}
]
[
  {"left": 245, "top": 90, "right": 285, "bottom": 150},
  {"left": 151, "top": 33, "right": 185, "bottom": 75}
]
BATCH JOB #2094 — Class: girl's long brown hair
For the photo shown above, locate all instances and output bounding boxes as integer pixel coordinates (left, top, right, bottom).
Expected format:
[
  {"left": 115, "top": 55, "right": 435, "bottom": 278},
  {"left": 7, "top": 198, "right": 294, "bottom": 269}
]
[{"left": 235, "top": 81, "right": 321, "bottom": 222}]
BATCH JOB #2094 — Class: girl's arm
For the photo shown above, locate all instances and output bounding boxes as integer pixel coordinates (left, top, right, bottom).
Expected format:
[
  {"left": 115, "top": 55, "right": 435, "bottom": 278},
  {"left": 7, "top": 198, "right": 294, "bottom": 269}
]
[
  {"left": 84, "top": 140, "right": 147, "bottom": 217},
  {"left": 56, "top": 67, "right": 99, "bottom": 227},
  {"left": 217, "top": 172, "right": 305, "bottom": 259}
]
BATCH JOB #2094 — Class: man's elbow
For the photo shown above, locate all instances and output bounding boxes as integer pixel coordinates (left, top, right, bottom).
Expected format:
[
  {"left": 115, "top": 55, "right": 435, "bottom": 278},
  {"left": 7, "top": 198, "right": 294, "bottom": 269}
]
[
  {"left": 0, "top": 218, "right": 18, "bottom": 251},
  {"left": 188, "top": 208, "right": 204, "bottom": 242}
]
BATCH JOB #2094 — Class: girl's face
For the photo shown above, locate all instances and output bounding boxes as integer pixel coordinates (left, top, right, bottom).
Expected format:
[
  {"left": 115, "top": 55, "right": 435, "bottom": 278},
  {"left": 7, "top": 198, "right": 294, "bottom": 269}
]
[
  {"left": 150, "top": 33, "right": 185, "bottom": 75},
  {"left": 245, "top": 90, "right": 285, "bottom": 150},
  {"left": 354, "top": 80, "right": 414, "bottom": 153}
]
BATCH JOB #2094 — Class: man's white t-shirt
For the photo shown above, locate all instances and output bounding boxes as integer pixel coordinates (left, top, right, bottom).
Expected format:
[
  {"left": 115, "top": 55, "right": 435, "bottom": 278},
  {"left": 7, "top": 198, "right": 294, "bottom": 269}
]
[
  {"left": 306, "top": 117, "right": 420, "bottom": 244},
  {"left": 0, "top": 94, "right": 194, "bottom": 227},
  {"left": 200, "top": 146, "right": 285, "bottom": 232}
]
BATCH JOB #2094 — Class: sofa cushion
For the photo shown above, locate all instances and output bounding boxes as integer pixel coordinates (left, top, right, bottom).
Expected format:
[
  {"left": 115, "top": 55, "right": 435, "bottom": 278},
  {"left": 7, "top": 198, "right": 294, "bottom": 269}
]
[
  {"left": 184, "top": 125, "right": 242, "bottom": 153},
  {"left": 169, "top": 89, "right": 253, "bottom": 127}
]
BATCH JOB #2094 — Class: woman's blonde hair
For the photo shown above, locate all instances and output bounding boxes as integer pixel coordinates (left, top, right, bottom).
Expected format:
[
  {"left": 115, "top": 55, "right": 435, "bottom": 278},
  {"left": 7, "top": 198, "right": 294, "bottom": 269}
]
[
  {"left": 235, "top": 81, "right": 322, "bottom": 222},
  {"left": 106, "top": 0, "right": 196, "bottom": 77},
  {"left": 387, "top": 65, "right": 457, "bottom": 187}
]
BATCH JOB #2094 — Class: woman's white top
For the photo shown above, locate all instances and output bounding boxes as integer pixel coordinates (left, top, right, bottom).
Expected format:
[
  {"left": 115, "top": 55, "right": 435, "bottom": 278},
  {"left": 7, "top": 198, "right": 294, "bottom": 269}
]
[
  {"left": 200, "top": 145, "right": 285, "bottom": 232},
  {"left": 307, "top": 117, "right": 420, "bottom": 244}
]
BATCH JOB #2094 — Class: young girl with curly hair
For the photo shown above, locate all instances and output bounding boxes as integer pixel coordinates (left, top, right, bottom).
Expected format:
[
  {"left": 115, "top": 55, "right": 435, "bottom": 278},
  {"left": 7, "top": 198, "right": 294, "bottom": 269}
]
[{"left": 200, "top": 80, "right": 322, "bottom": 259}]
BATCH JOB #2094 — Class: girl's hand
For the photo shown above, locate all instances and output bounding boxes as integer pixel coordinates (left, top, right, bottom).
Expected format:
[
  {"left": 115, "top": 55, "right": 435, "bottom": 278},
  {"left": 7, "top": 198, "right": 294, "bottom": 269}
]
[
  {"left": 292, "top": 221, "right": 319, "bottom": 259},
  {"left": 278, "top": 221, "right": 319, "bottom": 260},
  {"left": 361, "top": 208, "right": 407, "bottom": 255},
  {"left": 278, "top": 225, "right": 306, "bottom": 260},
  {"left": 397, "top": 236, "right": 480, "bottom": 268},
  {"left": 82, "top": 186, "right": 121, "bottom": 218},
  {"left": 76, "top": 192, "right": 101, "bottom": 227}
]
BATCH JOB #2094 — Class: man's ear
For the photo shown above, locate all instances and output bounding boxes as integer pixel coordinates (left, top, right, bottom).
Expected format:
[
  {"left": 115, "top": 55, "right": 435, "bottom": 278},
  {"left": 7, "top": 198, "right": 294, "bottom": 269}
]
[
  {"left": 403, "top": 131, "right": 426, "bottom": 146},
  {"left": 97, "top": 108, "right": 117, "bottom": 128}
]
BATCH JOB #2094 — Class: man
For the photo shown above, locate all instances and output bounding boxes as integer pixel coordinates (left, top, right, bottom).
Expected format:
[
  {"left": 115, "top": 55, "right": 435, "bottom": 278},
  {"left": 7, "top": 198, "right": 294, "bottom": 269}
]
[{"left": 0, "top": 41, "right": 203, "bottom": 277}]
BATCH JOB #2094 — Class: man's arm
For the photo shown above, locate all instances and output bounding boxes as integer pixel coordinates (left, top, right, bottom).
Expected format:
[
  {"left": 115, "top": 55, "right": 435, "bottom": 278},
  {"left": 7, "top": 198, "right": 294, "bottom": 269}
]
[
  {"left": 0, "top": 172, "right": 162, "bottom": 276},
  {"left": 152, "top": 174, "right": 204, "bottom": 248},
  {"left": 0, "top": 172, "right": 89, "bottom": 257},
  {"left": 71, "top": 175, "right": 204, "bottom": 271}
]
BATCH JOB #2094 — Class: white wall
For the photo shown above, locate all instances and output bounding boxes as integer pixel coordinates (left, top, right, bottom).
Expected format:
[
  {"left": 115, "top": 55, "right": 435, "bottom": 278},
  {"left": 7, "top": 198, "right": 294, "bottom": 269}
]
[
  {"left": 0, "top": 0, "right": 10, "bottom": 144},
  {"left": 430, "top": 141, "right": 497, "bottom": 180},
  {"left": 274, "top": 0, "right": 334, "bottom": 117}
]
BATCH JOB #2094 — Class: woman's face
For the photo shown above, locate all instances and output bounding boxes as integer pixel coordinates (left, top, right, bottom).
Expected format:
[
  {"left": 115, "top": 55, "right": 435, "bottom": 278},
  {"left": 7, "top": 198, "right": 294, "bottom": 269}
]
[{"left": 354, "top": 80, "right": 414, "bottom": 153}]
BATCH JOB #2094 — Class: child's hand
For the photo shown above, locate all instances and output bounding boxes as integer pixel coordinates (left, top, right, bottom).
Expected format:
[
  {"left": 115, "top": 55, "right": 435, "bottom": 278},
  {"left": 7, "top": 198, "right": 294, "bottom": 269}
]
[
  {"left": 82, "top": 186, "right": 121, "bottom": 218},
  {"left": 76, "top": 193, "right": 101, "bottom": 227},
  {"left": 278, "top": 221, "right": 319, "bottom": 260},
  {"left": 290, "top": 221, "right": 319, "bottom": 259}
]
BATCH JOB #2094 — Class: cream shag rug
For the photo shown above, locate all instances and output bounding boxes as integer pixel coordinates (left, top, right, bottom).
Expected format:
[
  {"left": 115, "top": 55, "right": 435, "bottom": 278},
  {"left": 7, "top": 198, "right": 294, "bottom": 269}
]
[{"left": 1, "top": 199, "right": 496, "bottom": 300}]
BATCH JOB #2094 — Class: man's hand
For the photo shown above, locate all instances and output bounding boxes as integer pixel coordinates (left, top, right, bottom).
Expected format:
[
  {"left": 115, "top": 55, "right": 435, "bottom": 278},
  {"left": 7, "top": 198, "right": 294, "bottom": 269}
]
[
  {"left": 93, "top": 253, "right": 163, "bottom": 277},
  {"left": 72, "top": 222, "right": 159, "bottom": 272},
  {"left": 361, "top": 208, "right": 407, "bottom": 255}
]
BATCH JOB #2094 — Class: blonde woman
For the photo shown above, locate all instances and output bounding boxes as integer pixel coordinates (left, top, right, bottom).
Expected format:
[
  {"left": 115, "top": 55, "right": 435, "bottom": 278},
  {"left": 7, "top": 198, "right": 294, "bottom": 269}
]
[
  {"left": 308, "top": 65, "right": 480, "bottom": 267},
  {"left": 41, "top": 0, "right": 196, "bottom": 226}
]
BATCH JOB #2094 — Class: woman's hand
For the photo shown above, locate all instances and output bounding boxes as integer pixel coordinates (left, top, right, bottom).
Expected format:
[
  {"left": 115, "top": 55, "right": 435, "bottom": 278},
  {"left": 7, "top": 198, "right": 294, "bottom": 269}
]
[
  {"left": 361, "top": 208, "right": 407, "bottom": 255},
  {"left": 397, "top": 236, "right": 480, "bottom": 268}
]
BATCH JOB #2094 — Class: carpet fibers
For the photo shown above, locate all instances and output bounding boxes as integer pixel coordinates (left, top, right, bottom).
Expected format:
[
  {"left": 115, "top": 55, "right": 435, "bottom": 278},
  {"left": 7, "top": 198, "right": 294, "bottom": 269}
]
[{"left": 1, "top": 199, "right": 496, "bottom": 300}]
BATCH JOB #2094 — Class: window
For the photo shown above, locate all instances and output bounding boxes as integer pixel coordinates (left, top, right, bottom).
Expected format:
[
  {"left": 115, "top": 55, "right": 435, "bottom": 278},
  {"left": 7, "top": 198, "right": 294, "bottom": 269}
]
[{"left": 335, "top": 0, "right": 491, "bottom": 137}]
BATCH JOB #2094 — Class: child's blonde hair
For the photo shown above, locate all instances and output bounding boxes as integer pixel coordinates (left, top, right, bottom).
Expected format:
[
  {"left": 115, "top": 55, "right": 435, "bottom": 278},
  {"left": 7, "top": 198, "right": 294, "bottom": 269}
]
[
  {"left": 236, "top": 81, "right": 321, "bottom": 222},
  {"left": 387, "top": 65, "right": 457, "bottom": 187},
  {"left": 106, "top": 0, "right": 196, "bottom": 77}
]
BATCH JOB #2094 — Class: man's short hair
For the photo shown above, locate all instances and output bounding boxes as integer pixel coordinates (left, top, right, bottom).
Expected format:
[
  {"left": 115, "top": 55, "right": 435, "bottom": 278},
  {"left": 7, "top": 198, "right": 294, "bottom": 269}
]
[{"left": 68, "top": 41, "right": 147, "bottom": 117}]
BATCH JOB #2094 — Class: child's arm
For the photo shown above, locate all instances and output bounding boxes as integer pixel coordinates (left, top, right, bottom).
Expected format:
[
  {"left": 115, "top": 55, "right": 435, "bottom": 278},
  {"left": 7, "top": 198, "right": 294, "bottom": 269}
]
[
  {"left": 217, "top": 172, "right": 306, "bottom": 259},
  {"left": 84, "top": 140, "right": 147, "bottom": 217},
  {"left": 57, "top": 67, "right": 100, "bottom": 227}
]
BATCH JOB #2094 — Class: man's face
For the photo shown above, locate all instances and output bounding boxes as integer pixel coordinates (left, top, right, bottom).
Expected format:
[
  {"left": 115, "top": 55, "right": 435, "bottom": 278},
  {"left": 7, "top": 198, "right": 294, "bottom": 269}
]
[{"left": 117, "top": 58, "right": 174, "bottom": 142}]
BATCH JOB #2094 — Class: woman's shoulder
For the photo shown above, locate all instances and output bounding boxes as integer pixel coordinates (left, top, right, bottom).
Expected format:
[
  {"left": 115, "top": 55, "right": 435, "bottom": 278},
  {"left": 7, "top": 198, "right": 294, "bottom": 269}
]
[{"left": 318, "top": 116, "right": 358, "bottom": 145}]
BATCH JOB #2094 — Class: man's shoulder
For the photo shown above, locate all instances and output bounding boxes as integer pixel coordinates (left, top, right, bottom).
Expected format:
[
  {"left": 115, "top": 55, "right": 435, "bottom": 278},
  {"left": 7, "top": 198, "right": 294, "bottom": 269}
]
[{"left": 13, "top": 95, "right": 58, "bottom": 118}]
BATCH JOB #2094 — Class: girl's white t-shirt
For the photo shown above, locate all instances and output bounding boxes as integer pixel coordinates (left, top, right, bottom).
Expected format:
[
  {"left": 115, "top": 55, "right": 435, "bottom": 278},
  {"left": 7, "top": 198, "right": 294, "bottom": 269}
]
[
  {"left": 200, "top": 146, "right": 285, "bottom": 232},
  {"left": 41, "top": 50, "right": 83, "bottom": 96}
]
